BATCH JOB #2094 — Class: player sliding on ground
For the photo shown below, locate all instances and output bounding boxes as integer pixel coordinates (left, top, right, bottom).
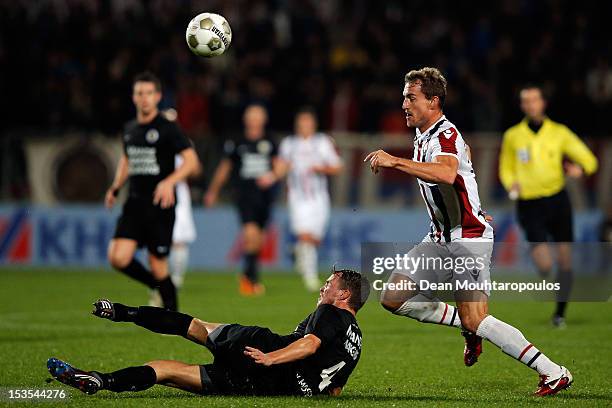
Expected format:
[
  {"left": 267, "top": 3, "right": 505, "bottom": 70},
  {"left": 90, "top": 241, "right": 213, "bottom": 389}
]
[
  {"left": 365, "top": 67, "right": 572, "bottom": 396},
  {"left": 47, "top": 269, "right": 368, "bottom": 397}
]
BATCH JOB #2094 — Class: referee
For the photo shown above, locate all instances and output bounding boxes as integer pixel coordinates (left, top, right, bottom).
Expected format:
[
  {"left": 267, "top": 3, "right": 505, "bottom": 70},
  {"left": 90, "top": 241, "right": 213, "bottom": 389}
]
[
  {"left": 204, "top": 104, "right": 278, "bottom": 296},
  {"left": 105, "top": 72, "right": 200, "bottom": 311},
  {"left": 499, "top": 84, "right": 598, "bottom": 327}
]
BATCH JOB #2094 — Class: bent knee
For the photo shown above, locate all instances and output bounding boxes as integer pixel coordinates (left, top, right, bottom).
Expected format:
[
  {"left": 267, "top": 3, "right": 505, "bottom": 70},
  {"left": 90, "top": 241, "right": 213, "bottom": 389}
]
[
  {"left": 108, "top": 253, "right": 131, "bottom": 269},
  {"left": 380, "top": 298, "right": 403, "bottom": 313}
]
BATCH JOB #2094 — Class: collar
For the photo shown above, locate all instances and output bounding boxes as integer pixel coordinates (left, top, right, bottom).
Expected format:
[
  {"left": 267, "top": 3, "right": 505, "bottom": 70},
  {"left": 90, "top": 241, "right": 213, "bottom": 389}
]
[
  {"left": 415, "top": 115, "right": 447, "bottom": 142},
  {"left": 521, "top": 116, "right": 550, "bottom": 133}
]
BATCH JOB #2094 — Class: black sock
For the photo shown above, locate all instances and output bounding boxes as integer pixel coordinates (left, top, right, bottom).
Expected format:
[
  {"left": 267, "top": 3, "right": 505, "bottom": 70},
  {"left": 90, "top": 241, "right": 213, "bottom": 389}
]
[
  {"left": 157, "top": 277, "right": 178, "bottom": 311},
  {"left": 244, "top": 253, "right": 258, "bottom": 283},
  {"left": 134, "top": 306, "right": 193, "bottom": 336},
  {"left": 96, "top": 366, "right": 156, "bottom": 392},
  {"left": 119, "top": 260, "right": 156, "bottom": 288},
  {"left": 111, "top": 303, "right": 139, "bottom": 322},
  {"left": 555, "top": 269, "right": 573, "bottom": 317}
]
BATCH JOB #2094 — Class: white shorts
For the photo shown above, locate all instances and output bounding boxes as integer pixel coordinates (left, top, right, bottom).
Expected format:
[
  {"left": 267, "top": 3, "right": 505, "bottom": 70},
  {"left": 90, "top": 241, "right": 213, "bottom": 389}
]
[
  {"left": 393, "top": 235, "right": 493, "bottom": 298},
  {"left": 289, "top": 199, "right": 330, "bottom": 240},
  {"left": 173, "top": 182, "right": 197, "bottom": 244}
]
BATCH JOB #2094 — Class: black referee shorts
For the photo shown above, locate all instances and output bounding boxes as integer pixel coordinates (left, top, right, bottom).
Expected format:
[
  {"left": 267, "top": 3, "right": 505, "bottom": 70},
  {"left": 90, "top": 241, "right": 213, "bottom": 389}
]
[
  {"left": 516, "top": 189, "right": 574, "bottom": 243},
  {"left": 236, "top": 193, "right": 273, "bottom": 228},
  {"left": 113, "top": 197, "right": 175, "bottom": 258},
  {"left": 199, "top": 324, "right": 296, "bottom": 395}
]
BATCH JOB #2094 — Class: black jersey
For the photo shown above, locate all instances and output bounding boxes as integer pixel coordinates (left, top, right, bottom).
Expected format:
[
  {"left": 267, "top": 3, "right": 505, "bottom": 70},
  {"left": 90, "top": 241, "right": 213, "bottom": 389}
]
[
  {"left": 223, "top": 136, "right": 278, "bottom": 197},
  {"left": 122, "top": 114, "right": 191, "bottom": 200},
  {"left": 292, "top": 304, "right": 362, "bottom": 396}
]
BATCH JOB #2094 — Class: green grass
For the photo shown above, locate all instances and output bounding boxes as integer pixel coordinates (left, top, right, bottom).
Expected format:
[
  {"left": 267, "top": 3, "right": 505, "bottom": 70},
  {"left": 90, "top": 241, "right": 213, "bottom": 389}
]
[{"left": 0, "top": 269, "right": 611, "bottom": 407}]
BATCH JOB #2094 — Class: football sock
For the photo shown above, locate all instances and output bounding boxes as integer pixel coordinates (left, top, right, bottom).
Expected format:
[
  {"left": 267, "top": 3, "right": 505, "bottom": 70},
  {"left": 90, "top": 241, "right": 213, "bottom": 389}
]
[
  {"left": 157, "top": 276, "right": 178, "bottom": 311},
  {"left": 296, "top": 241, "right": 318, "bottom": 283},
  {"left": 169, "top": 245, "right": 189, "bottom": 288},
  {"left": 119, "top": 260, "right": 157, "bottom": 288},
  {"left": 555, "top": 269, "right": 573, "bottom": 317},
  {"left": 476, "top": 315, "right": 560, "bottom": 376},
  {"left": 112, "top": 304, "right": 193, "bottom": 336},
  {"left": 244, "top": 252, "right": 258, "bottom": 283},
  {"left": 95, "top": 365, "right": 157, "bottom": 392},
  {"left": 393, "top": 294, "right": 461, "bottom": 328}
]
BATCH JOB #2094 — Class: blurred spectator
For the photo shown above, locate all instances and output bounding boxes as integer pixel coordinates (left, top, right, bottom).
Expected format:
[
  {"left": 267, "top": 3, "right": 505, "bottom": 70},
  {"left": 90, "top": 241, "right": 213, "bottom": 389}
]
[{"left": 0, "top": 0, "right": 610, "bottom": 137}]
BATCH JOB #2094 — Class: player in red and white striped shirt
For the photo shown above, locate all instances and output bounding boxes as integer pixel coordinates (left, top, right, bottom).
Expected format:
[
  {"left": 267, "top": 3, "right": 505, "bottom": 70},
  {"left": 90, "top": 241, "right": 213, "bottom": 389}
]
[{"left": 365, "top": 67, "right": 572, "bottom": 396}]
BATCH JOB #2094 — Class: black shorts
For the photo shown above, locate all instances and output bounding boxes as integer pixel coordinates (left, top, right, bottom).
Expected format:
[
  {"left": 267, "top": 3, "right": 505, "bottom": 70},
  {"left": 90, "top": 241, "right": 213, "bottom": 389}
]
[
  {"left": 516, "top": 189, "right": 573, "bottom": 243},
  {"left": 199, "top": 324, "right": 297, "bottom": 396},
  {"left": 236, "top": 193, "right": 273, "bottom": 228},
  {"left": 113, "top": 197, "right": 175, "bottom": 257}
]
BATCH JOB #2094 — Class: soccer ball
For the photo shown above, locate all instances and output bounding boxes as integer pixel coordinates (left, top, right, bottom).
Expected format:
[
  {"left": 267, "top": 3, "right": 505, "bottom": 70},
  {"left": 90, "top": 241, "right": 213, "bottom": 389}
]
[{"left": 185, "top": 13, "right": 232, "bottom": 57}]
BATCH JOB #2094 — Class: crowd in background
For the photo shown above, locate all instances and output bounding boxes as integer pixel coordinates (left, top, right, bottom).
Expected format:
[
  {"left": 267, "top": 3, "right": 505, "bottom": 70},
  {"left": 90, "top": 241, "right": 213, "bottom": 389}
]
[{"left": 1, "top": 0, "right": 612, "bottom": 139}]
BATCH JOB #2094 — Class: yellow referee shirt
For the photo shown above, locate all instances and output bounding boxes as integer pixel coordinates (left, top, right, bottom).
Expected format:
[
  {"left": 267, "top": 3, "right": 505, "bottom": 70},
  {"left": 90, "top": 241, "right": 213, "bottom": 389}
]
[{"left": 499, "top": 117, "right": 598, "bottom": 200}]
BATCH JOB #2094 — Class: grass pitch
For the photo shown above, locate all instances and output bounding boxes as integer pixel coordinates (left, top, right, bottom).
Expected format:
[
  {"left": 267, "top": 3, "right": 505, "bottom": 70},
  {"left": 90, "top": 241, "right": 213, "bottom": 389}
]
[{"left": 1, "top": 269, "right": 611, "bottom": 407}]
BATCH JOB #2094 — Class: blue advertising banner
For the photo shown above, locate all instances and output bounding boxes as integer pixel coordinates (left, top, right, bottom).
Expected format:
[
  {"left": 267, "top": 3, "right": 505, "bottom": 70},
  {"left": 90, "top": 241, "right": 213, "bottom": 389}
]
[{"left": 0, "top": 205, "right": 603, "bottom": 270}]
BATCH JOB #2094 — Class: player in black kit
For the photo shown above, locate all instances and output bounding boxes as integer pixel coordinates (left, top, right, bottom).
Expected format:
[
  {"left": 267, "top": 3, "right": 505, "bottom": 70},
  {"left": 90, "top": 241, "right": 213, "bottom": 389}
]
[
  {"left": 105, "top": 72, "right": 199, "bottom": 311},
  {"left": 204, "top": 104, "right": 278, "bottom": 295},
  {"left": 47, "top": 269, "right": 368, "bottom": 397}
]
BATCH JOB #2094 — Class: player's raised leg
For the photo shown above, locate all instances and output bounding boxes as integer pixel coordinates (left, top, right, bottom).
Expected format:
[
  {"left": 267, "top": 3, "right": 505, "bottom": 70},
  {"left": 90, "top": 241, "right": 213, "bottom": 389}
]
[
  {"left": 92, "top": 299, "right": 222, "bottom": 346},
  {"left": 380, "top": 273, "right": 462, "bottom": 328}
]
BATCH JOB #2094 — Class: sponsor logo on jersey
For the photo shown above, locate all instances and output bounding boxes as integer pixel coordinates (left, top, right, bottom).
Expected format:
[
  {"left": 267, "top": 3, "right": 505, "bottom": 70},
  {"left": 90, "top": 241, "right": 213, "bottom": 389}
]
[
  {"left": 124, "top": 134, "right": 131, "bottom": 142},
  {"left": 146, "top": 129, "right": 160, "bottom": 144},
  {"left": 344, "top": 324, "right": 362, "bottom": 360},
  {"left": 443, "top": 128, "right": 456, "bottom": 139},
  {"left": 257, "top": 140, "right": 272, "bottom": 154}
]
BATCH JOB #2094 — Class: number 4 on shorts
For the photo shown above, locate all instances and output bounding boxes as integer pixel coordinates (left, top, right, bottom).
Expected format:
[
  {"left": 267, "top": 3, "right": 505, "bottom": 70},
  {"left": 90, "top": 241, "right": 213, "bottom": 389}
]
[{"left": 319, "top": 361, "right": 346, "bottom": 391}]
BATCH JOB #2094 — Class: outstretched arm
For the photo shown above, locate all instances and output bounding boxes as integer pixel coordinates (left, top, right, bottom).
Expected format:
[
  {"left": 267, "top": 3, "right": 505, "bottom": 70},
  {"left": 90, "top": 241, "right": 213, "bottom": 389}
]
[
  {"left": 244, "top": 334, "right": 322, "bottom": 366},
  {"left": 365, "top": 149, "right": 458, "bottom": 185}
]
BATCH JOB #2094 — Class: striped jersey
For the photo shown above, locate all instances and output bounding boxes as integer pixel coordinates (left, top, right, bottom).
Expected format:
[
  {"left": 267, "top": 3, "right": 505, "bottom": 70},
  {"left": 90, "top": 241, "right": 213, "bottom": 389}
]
[
  {"left": 413, "top": 115, "right": 493, "bottom": 242},
  {"left": 279, "top": 133, "right": 341, "bottom": 203}
]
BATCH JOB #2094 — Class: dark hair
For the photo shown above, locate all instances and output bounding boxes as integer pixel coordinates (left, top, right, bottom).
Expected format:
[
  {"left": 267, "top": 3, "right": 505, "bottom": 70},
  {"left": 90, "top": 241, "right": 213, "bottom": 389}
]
[
  {"left": 519, "top": 83, "right": 547, "bottom": 100},
  {"left": 296, "top": 106, "right": 317, "bottom": 118},
  {"left": 404, "top": 67, "right": 447, "bottom": 109},
  {"left": 133, "top": 71, "right": 162, "bottom": 92},
  {"left": 333, "top": 268, "right": 370, "bottom": 312}
]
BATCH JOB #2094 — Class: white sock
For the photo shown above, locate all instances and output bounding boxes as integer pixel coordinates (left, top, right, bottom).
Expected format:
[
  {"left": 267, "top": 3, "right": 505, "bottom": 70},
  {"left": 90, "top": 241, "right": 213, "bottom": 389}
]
[
  {"left": 393, "top": 294, "right": 461, "bottom": 328},
  {"left": 476, "top": 315, "right": 560, "bottom": 376},
  {"left": 295, "top": 241, "right": 318, "bottom": 283},
  {"left": 169, "top": 244, "right": 189, "bottom": 289}
]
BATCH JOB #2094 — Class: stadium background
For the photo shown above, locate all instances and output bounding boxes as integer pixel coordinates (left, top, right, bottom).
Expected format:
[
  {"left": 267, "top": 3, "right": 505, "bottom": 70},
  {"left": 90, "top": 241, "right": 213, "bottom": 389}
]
[
  {"left": 1, "top": 1, "right": 611, "bottom": 407},
  {"left": 0, "top": 0, "right": 610, "bottom": 269}
]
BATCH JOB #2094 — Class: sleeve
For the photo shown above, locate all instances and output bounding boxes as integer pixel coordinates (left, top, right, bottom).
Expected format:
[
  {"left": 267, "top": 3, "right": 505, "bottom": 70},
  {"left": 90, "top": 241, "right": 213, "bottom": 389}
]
[
  {"left": 430, "top": 127, "right": 460, "bottom": 160},
  {"left": 561, "top": 126, "right": 598, "bottom": 175},
  {"left": 222, "top": 139, "right": 239, "bottom": 164},
  {"left": 498, "top": 130, "right": 517, "bottom": 192},
  {"left": 305, "top": 304, "right": 341, "bottom": 346},
  {"left": 320, "top": 136, "right": 342, "bottom": 166},
  {"left": 278, "top": 137, "right": 291, "bottom": 162},
  {"left": 169, "top": 123, "right": 192, "bottom": 154},
  {"left": 292, "top": 314, "right": 311, "bottom": 337}
]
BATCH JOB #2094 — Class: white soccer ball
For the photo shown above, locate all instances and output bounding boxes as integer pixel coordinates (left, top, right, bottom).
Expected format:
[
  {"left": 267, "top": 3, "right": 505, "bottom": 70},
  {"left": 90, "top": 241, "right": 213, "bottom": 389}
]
[{"left": 185, "top": 13, "right": 232, "bottom": 57}]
